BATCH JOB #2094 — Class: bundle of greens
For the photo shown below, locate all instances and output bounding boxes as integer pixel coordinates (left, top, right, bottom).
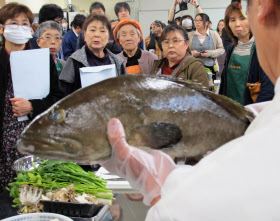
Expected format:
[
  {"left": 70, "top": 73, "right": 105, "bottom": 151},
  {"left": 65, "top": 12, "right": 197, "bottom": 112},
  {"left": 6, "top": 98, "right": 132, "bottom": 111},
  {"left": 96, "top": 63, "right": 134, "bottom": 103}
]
[{"left": 7, "top": 160, "right": 113, "bottom": 207}]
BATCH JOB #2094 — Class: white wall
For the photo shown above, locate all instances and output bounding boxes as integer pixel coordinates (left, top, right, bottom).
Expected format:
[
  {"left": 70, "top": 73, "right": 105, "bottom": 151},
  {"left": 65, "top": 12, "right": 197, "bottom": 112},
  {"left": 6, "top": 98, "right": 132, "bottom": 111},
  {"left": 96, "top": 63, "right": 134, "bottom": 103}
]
[
  {"left": 4, "top": 0, "right": 248, "bottom": 36},
  {"left": 5, "top": 0, "right": 67, "bottom": 13}
]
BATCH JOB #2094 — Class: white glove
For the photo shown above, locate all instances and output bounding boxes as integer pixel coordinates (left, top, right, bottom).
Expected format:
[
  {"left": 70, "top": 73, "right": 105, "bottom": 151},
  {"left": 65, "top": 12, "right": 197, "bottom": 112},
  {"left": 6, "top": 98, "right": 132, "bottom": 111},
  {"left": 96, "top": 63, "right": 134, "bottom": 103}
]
[
  {"left": 245, "top": 101, "right": 271, "bottom": 122},
  {"left": 101, "top": 118, "right": 177, "bottom": 206}
]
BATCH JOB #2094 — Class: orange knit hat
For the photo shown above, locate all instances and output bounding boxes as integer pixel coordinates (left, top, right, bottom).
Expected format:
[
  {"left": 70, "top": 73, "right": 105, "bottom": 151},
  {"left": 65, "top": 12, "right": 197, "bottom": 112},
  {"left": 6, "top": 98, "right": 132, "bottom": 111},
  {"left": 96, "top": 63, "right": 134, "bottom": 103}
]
[{"left": 113, "top": 19, "right": 143, "bottom": 46}]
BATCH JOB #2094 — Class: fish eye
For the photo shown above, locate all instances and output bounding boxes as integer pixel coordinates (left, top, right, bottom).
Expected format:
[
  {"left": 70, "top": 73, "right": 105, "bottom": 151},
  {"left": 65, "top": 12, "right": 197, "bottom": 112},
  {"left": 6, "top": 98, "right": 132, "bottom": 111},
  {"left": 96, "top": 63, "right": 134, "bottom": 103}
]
[{"left": 49, "top": 109, "right": 65, "bottom": 123}]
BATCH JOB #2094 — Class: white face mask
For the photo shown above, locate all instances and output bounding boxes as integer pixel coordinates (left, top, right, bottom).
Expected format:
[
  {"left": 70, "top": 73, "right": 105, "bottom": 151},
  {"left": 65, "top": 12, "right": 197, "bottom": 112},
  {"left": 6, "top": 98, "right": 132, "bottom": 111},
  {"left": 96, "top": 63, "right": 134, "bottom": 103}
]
[
  {"left": 3, "top": 25, "right": 32, "bottom": 44},
  {"left": 182, "top": 19, "right": 193, "bottom": 28},
  {"left": 62, "top": 23, "right": 68, "bottom": 28}
]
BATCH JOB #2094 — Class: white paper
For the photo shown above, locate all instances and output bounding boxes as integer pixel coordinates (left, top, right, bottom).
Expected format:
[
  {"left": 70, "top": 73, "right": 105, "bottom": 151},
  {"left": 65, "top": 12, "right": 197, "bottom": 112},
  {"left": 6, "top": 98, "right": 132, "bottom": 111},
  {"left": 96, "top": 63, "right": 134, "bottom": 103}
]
[
  {"left": 79, "top": 64, "right": 117, "bottom": 88},
  {"left": 10, "top": 48, "right": 50, "bottom": 121},
  {"left": 95, "top": 167, "right": 132, "bottom": 190}
]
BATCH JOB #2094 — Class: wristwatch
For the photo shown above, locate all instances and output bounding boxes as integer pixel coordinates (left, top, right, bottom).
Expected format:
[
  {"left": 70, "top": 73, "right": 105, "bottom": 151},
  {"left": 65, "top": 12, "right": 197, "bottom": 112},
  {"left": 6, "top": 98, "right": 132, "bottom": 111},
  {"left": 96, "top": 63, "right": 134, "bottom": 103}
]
[{"left": 196, "top": 5, "right": 200, "bottom": 8}]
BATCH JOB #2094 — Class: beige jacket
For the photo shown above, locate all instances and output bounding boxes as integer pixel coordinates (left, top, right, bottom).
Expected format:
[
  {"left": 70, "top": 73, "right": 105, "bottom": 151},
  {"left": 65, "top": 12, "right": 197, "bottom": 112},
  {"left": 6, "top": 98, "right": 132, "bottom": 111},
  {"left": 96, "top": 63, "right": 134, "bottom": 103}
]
[{"left": 188, "top": 30, "right": 225, "bottom": 72}]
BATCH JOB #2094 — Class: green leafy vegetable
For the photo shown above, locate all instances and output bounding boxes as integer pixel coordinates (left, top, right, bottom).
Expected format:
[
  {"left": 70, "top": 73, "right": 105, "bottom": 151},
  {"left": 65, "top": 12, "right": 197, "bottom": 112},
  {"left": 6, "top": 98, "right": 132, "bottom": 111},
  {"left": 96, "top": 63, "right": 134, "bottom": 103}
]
[{"left": 8, "top": 160, "right": 113, "bottom": 207}]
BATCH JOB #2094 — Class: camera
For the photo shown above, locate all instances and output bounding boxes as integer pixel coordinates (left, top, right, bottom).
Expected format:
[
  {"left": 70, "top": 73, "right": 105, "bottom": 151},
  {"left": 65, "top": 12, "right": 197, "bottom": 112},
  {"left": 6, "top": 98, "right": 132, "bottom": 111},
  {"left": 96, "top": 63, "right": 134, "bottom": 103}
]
[
  {"left": 179, "top": 0, "right": 191, "bottom": 11},
  {"left": 155, "top": 20, "right": 162, "bottom": 27}
]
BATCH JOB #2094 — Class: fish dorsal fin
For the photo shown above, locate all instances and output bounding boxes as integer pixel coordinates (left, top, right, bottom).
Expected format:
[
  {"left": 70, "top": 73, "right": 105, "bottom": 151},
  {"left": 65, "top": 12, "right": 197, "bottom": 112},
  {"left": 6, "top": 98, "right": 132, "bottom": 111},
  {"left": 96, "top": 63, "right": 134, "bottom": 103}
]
[
  {"left": 144, "top": 75, "right": 252, "bottom": 124},
  {"left": 127, "top": 122, "right": 182, "bottom": 149},
  {"left": 198, "top": 89, "right": 253, "bottom": 124}
]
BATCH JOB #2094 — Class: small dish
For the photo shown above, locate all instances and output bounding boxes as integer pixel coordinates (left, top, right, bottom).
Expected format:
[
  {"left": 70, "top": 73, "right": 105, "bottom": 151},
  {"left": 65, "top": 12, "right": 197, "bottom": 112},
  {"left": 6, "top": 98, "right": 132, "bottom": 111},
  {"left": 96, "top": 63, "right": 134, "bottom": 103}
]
[{"left": 12, "top": 155, "right": 41, "bottom": 173}]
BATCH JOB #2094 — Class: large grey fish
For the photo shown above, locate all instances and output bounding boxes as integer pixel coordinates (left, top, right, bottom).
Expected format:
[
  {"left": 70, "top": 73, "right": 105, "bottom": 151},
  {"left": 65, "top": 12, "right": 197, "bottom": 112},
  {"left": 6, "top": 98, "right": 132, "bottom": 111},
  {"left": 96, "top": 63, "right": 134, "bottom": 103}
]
[{"left": 17, "top": 75, "right": 252, "bottom": 165}]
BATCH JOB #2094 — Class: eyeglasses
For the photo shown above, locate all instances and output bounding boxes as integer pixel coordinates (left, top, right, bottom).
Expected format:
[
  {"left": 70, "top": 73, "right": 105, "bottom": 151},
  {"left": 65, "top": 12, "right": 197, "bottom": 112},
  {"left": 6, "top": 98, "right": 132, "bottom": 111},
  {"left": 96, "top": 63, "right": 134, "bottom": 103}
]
[
  {"left": 161, "top": 39, "right": 185, "bottom": 47},
  {"left": 194, "top": 19, "right": 203, "bottom": 23},
  {"left": 4, "top": 24, "right": 30, "bottom": 30},
  {"left": 39, "top": 36, "right": 63, "bottom": 42}
]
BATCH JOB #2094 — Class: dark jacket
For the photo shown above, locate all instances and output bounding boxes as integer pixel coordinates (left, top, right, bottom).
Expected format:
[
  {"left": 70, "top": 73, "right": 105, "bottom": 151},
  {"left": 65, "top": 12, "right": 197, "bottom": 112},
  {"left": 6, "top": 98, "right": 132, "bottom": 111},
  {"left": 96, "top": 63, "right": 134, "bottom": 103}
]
[
  {"left": 30, "top": 31, "right": 40, "bottom": 49},
  {"left": 0, "top": 44, "right": 64, "bottom": 145},
  {"left": 219, "top": 43, "right": 274, "bottom": 105},
  {"left": 59, "top": 46, "right": 127, "bottom": 95},
  {"left": 221, "top": 28, "right": 232, "bottom": 51},
  {"left": 62, "top": 29, "right": 78, "bottom": 60}
]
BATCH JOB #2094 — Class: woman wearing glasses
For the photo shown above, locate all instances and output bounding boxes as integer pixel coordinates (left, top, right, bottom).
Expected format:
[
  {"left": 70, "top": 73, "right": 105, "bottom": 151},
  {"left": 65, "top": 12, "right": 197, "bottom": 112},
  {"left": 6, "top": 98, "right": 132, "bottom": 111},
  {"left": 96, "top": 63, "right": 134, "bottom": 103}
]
[
  {"left": 151, "top": 25, "right": 209, "bottom": 88},
  {"left": 188, "top": 13, "right": 225, "bottom": 81},
  {"left": 37, "top": 21, "right": 65, "bottom": 76},
  {"left": 0, "top": 3, "right": 63, "bottom": 193}
]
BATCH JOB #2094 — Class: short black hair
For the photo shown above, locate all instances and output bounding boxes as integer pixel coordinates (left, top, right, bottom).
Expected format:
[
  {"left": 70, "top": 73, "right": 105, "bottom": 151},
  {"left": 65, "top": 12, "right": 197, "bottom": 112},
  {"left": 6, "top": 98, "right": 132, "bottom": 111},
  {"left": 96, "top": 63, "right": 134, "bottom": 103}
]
[
  {"left": 160, "top": 24, "right": 189, "bottom": 42},
  {"left": 195, "top": 13, "right": 210, "bottom": 31},
  {"left": 39, "top": 4, "right": 63, "bottom": 24},
  {"left": 114, "top": 2, "right": 130, "bottom": 17},
  {"left": 72, "top": 14, "right": 86, "bottom": 29},
  {"left": 83, "top": 14, "right": 112, "bottom": 38},
  {"left": 89, "top": 2, "right": 105, "bottom": 14}
]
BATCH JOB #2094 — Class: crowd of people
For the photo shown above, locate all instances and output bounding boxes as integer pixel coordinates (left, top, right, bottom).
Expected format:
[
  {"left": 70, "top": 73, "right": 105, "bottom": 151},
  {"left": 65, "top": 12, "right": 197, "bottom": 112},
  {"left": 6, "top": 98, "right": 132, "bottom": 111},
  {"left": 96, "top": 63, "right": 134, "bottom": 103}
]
[{"left": 0, "top": 0, "right": 279, "bottom": 219}]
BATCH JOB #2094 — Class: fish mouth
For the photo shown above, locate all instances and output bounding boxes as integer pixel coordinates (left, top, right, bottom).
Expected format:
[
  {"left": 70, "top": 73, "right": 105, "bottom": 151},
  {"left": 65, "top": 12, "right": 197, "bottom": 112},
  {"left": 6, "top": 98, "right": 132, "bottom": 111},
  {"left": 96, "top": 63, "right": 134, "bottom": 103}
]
[{"left": 17, "top": 133, "right": 83, "bottom": 160}]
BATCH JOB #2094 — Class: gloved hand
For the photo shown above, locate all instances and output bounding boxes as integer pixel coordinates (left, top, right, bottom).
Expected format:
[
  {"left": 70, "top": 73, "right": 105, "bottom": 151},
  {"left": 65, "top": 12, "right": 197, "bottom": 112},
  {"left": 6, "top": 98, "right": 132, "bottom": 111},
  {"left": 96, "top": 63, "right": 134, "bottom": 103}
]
[
  {"left": 101, "top": 118, "right": 177, "bottom": 206},
  {"left": 245, "top": 101, "right": 271, "bottom": 122}
]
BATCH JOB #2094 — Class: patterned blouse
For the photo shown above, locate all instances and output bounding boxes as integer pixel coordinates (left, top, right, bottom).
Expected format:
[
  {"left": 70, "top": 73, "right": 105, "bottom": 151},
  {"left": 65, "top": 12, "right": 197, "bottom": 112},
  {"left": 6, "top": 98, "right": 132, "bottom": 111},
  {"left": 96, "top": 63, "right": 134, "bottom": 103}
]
[{"left": 0, "top": 62, "right": 30, "bottom": 193}]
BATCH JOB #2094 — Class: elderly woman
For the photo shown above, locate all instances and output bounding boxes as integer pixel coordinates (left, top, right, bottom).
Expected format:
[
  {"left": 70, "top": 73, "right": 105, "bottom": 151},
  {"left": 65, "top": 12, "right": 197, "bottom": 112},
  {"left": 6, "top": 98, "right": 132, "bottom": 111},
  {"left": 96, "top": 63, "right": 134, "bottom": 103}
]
[
  {"left": 59, "top": 14, "right": 127, "bottom": 95},
  {"left": 219, "top": 2, "right": 274, "bottom": 105},
  {"left": 113, "top": 19, "right": 158, "bottom": 74},
  {"left": 0, "top": 3, "right": 63, "bottom": 193},
  {"left": 151, "top": 25, "right": 209, "bottom": 88},
  {"left": 188, "top": 13, "right": 225, "bottom": 80},
  {"left": 37, "top": 21, "right": 65, "bottom": 76}
]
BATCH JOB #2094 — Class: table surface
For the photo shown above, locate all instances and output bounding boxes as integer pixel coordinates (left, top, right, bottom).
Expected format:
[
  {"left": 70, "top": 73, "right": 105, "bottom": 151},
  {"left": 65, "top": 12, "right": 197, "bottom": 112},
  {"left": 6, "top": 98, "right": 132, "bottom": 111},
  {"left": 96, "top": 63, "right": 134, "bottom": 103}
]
[
  {"left": 0, "top": 191, "right": 150, "bottom": 221},
  {"left": 0, "top": 165, "right": 150, "bottom": 221}
]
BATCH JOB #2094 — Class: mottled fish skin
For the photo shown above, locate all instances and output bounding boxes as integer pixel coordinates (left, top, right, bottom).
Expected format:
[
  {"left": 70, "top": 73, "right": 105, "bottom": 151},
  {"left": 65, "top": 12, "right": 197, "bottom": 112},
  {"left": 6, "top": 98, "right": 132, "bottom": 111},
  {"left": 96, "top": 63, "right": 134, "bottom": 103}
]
[{"left": 17, "top": 75, "right": 252, "bottom": 165}]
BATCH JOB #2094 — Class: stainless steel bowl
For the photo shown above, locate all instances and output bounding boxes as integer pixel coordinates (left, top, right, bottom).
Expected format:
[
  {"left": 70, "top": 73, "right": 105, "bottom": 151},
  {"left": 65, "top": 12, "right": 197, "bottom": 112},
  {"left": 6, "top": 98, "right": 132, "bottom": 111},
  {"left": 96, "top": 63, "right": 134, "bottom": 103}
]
[{"left": 12, "top": 155, "right": 41, "bottom": 173}]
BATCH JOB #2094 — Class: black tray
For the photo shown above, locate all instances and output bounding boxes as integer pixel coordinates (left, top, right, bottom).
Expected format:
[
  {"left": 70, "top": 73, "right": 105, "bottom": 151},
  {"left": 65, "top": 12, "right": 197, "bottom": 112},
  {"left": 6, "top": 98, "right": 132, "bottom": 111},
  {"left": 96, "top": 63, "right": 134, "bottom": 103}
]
[{"left": 43, "top": 201, "right": 103, "bottom": 218}]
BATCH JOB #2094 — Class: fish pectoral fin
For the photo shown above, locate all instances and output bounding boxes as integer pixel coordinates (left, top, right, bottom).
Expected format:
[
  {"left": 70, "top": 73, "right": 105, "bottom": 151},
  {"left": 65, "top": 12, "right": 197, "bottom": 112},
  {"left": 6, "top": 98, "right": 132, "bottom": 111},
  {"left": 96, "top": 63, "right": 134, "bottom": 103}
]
[{"left": 127, "top": 122, "right": 182, "bottom": 149}]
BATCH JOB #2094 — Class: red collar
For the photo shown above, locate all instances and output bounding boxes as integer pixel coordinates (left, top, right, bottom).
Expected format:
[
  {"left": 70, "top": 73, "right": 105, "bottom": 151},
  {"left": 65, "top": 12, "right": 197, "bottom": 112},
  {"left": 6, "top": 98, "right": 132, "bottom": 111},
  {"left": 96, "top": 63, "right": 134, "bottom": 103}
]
[
  {"left": 164, "top": 56, "right": 185, "bottom": 69},
  {"left": 3, "top": 44, "right": 27, "bottom": 57},
  {"left": 162, "top": 55, "right": 186, "bottom": 76}
]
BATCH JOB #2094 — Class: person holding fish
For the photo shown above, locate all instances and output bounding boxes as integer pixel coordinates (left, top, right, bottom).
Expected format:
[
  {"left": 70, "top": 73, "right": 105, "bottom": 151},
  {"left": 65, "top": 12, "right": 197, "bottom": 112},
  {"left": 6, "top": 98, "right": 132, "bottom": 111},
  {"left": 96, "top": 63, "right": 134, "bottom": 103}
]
[
  {"left": 219, "top": 1, "right": 274, "bottom": 105},
  {"left": 101, "top": 0, "right": 280, "bottom": 219},
  {"left": 59, "top": 14, "right": 127, "bottom": 96},
  {"left": 150, "top": 24, "right": 209, "bottom": 88},
  {"left": 113, "top": 19, "right": 158, "bottom": 75},
  {"left": 0, "top": 3, "right": 64, "bottom": 193}
]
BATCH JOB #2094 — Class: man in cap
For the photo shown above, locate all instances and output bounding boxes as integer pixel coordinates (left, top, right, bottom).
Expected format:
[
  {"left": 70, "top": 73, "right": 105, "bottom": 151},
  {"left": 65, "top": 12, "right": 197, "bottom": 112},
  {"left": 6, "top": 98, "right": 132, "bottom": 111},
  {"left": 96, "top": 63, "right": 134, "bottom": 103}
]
[
  {"left": 109, "top": 2, "right": 144, "bottom": 54},
  {"left": 114, "top": 19, "right": 158, "bottom": 74}
]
